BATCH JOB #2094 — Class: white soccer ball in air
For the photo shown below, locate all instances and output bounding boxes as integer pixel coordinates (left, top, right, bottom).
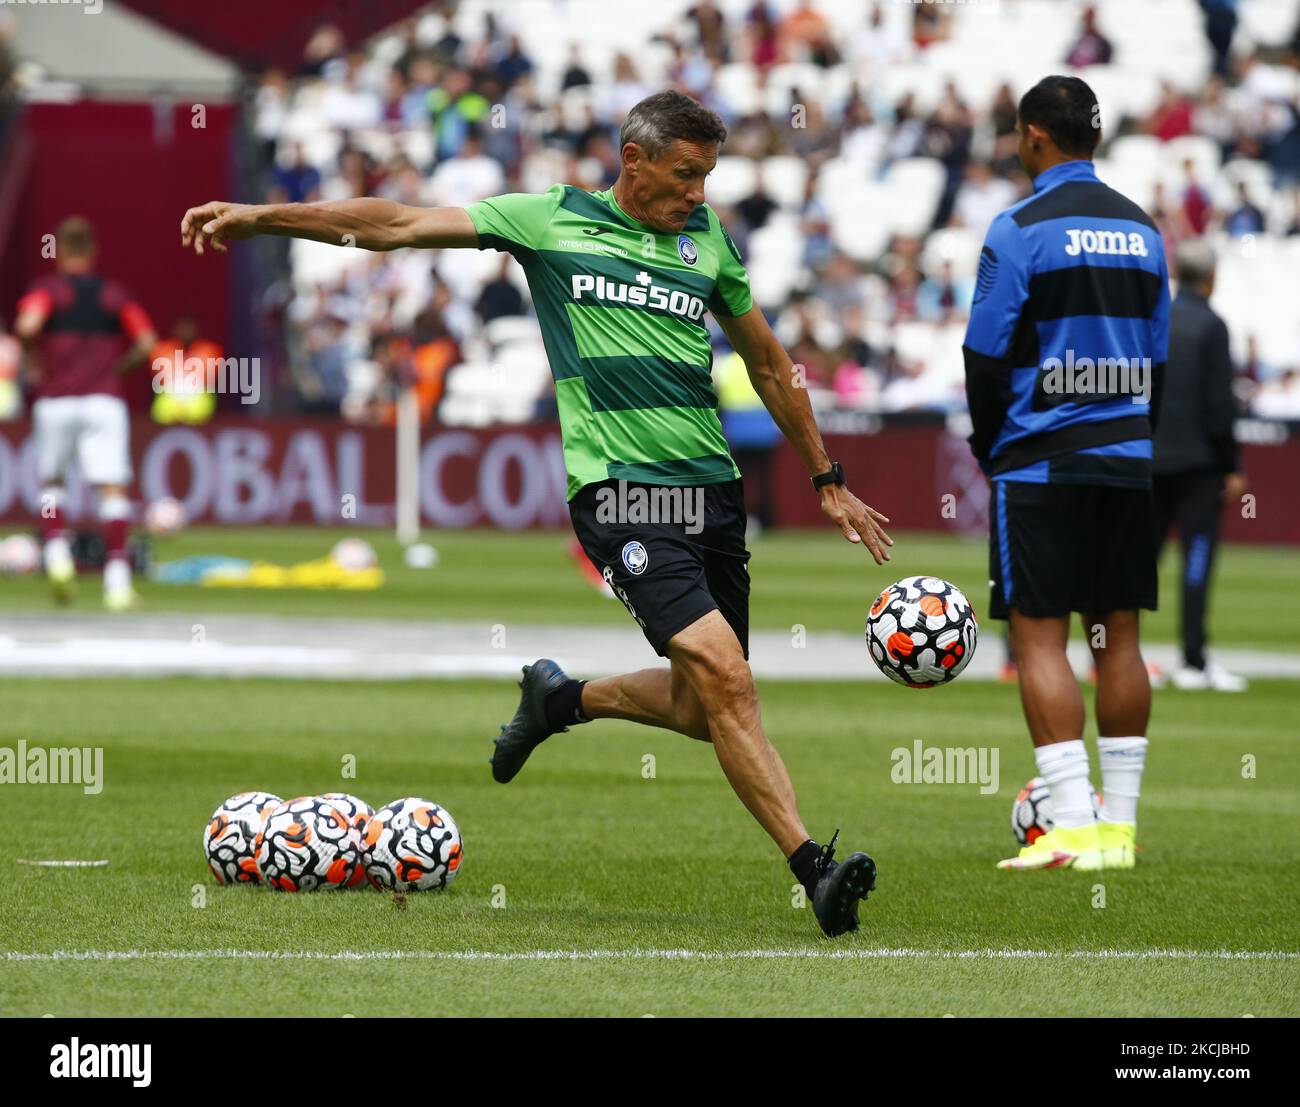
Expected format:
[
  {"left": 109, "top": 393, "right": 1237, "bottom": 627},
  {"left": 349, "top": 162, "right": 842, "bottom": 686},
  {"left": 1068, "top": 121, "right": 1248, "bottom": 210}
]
[
  {"left": 145, "top": 497, "right": 187, "bottom": 536},
  {"left": 0, "top": 533, "right": 40, "bottom": 575},
  {"left": 255, "top": 796, "right": 360, "bottom": 892},
  {"left": 316, "top": 792, "right": 375, "bottom": 887},
  {"left": 866, "top": 576, "right": 978, "bottom": 687},
  {"left": 203, "top": 791, "right": 282, "bottom": 885},
  {"left": 330, "top": 537, "right": 378, "bottom": 571},
  {"left": 361, "top": 797, "right": 463, "bottom": 892}
]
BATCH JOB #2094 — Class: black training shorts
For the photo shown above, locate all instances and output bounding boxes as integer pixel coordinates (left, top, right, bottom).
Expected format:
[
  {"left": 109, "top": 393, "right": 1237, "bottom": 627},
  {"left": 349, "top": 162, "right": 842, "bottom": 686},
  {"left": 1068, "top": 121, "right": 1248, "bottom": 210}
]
[
  {"left": 988, "top": 480, "right": 1158, "bottom": 620},
  {"left": 568, "top": 478, "right": 751, "bottom": 658}
]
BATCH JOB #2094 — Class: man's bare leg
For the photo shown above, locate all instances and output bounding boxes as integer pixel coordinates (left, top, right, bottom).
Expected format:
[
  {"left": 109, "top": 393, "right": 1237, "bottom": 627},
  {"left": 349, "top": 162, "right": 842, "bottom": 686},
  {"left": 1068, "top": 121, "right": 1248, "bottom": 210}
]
[
  {"left": 1084, "top": 610, "right": 1150, "bottom": 738},
  {"left": 656, "top": 611, "right": 808, "bottom": 855},
  {"left": 1008, "top": 610, "right": 1084, "bottom": 745},
  {"left": 580, "top": 665, "right": 711, "bottom": 741},
  {"left": 999, "top": 609, "right": 1102, "bottom": 869},
  {"left": 1083, "top": 610, "right": 1150, "bottom": 857}
]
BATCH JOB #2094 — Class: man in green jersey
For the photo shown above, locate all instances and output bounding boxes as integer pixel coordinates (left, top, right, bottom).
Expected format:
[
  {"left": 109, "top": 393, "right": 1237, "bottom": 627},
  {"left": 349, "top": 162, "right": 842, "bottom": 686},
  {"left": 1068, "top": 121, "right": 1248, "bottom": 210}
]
[{"left": 181, "top": 90, "right": 893, "bottom": 937}]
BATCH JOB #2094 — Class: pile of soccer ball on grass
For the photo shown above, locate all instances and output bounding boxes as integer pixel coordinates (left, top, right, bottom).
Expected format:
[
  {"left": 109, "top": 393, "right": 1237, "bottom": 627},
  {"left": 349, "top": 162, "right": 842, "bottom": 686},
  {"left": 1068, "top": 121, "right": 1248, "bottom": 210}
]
[{"left": 203, "top": 792, "right": 462, "bottom": 892}]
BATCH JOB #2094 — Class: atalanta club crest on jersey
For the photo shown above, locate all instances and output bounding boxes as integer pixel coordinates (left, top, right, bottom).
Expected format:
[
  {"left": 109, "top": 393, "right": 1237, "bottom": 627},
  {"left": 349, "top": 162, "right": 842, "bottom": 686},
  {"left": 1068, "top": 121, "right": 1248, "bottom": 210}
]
[
  {"left": 677, "top": 235, "right": 698, "bottom": 265},
  {"left": 621, "top": 540, "right": 649, "bottom": 575}
]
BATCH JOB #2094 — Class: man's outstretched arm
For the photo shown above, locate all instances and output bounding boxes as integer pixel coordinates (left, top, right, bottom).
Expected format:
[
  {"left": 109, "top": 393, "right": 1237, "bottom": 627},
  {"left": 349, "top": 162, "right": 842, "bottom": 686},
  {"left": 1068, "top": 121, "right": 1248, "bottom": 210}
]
[{"left": 179, "top": 199, "right": 479, "bottom": 255}]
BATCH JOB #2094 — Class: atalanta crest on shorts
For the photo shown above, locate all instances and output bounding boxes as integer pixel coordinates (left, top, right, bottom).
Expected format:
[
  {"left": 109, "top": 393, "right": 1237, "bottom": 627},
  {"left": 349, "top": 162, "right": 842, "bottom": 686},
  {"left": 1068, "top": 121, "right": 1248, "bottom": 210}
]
[
  {"left": 677, "top": 235, "right": 697, "bottom": 265},
  {"left": 621, "top": 540, "right": 649, "bottom": 575}
]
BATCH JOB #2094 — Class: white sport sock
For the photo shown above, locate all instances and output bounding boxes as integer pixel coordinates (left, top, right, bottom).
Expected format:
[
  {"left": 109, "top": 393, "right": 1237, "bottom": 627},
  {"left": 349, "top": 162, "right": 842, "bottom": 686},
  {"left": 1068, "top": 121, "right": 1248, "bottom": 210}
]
[
  {"left": 104, "top": 557, "right": 132, "bottom": 594},
  {"left": 45, "top": 535, "right": 73, "bottom": 570},
  {"left": 1034, "top": 739, "right": 1096, "bottom": 830},
  {"left": 1096, "top": 736, "right": 1148, "bottom": 827}
]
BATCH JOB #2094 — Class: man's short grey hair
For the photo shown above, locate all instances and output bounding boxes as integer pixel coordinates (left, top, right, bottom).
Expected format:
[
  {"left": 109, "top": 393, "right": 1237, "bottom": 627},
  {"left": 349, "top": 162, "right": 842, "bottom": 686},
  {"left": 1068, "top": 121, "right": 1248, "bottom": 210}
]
[
  {"left": 1176, "top": 239, "right": 1216, "bottom": 287},
  {"left": 619, "top": 90, "right": 727, "bottom": 161}
]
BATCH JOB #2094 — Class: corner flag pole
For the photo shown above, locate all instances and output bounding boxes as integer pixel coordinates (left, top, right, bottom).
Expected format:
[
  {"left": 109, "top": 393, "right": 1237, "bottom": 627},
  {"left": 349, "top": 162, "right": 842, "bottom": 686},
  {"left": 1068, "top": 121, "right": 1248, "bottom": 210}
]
[{"left": 396, "top": 381, "right": 420, "bottom": 546}]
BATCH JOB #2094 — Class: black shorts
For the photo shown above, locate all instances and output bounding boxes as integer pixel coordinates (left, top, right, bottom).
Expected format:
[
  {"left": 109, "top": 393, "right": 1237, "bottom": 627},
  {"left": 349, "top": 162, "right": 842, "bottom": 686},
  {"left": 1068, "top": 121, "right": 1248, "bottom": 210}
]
[
  {"left": 988, "top": 481, "right": 1158, "bottom": 620},
  {"left": 569, "top": 478, "right": 751, "bottom": 658}
]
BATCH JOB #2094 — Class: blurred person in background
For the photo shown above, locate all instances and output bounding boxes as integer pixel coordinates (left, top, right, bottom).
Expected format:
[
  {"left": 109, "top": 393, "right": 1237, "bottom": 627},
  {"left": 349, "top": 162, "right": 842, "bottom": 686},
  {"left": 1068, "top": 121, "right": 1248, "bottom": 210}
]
[
  {"left": 1064, "top": 5, "right": 1113, "bottom": 67},
  {"left": 1153, "top": 241, "right": 1248, "bottom": 692},
  {"left": 14, "top": 217, "right": 157, "bottom": 610},
  {"left": 150, "top": 316, "right": 220, "bottom": 425},
  {"left": 0, "top": 322, "right": 20, "bottom": 420}
]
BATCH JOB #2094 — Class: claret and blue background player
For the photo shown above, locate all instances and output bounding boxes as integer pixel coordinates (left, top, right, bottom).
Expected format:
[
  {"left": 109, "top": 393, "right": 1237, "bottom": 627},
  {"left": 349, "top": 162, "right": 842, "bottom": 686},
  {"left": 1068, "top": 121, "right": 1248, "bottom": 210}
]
[{"left": 181, "top": 75, "right": 1168, "bottom": 931}]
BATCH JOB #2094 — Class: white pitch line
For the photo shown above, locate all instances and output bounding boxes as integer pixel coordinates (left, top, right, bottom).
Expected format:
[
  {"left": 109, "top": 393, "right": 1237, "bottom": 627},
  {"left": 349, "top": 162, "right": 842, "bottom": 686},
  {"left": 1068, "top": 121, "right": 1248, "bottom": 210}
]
[{"left": 4, "top": 948, "right": 1298, "bottom": 964}]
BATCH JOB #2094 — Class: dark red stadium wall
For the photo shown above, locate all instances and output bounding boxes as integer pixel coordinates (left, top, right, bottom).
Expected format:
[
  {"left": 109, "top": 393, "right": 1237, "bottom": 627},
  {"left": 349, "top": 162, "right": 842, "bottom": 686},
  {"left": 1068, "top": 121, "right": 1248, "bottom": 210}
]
[
  {"left": 119, "top": 0, "right": 431, "bottom": 72},
  {"left": 1, "top": 419, "right": 1296, "bottom": 544},
  {"left": 0, "top": 102, "right": 236, "bottom": 411}
]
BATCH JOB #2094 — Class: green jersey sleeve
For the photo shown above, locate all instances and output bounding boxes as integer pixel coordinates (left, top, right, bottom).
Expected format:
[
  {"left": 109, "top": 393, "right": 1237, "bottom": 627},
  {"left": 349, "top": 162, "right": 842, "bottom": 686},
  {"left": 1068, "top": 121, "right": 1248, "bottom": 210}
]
[
  {"left": 465, "top": 184, "right": 564, "bottom": 263},
  {"left": 706, "top": 210, "right": 754, "bottom": 319}
]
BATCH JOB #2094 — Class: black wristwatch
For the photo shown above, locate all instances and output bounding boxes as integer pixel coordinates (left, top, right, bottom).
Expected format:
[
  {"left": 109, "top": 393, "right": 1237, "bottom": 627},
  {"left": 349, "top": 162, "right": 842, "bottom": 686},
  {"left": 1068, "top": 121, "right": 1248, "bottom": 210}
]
[{"left": 811, "top": 461, "right": 845, "bottom": 491}]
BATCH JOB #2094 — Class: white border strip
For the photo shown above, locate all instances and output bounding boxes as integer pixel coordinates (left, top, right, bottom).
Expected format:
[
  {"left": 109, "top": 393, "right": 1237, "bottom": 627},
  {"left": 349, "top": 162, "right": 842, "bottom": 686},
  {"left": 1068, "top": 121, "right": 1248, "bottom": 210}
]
[{"left": 5, "top": 948, "right": 1297, "bottom": 963}]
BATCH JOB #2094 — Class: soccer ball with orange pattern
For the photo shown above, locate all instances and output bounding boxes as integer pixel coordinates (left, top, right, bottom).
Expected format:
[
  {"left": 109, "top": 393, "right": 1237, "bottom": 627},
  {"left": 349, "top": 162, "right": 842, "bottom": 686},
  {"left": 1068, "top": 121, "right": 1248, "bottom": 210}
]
[
  {"left": 1011, "top": 776, "right": 1102, "bottom": 846},
  {"left": 254, "top": 796, "right": 359, "bottom": 892},
  {"left": 361, "top": 797, "right": 463, "bottom": 892},
  {"left": 866, "top": 576, "right": 978, "bottom": 687},
  {"left": 203, "top": 791, "right": 281, "bottom": 885},
  {"left": 317, "top": 792, "right": 375, "bottom": 887}
]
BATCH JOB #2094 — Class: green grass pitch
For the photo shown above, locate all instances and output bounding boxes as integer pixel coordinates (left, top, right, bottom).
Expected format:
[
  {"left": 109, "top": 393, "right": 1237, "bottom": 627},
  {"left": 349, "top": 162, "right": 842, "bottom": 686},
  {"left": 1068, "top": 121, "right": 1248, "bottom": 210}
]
[
  {"left": 1, "top": 524, "right": 1298, "bottom": 651},
  {"left": 1, "top": 674, "right": 1296, "bottom": 1017}
]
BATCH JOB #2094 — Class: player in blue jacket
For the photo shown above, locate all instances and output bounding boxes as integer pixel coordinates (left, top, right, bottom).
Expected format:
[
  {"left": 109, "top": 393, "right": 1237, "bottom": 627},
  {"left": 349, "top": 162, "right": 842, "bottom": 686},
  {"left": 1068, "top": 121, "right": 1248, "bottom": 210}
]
[{"left": 963, "top": 76, "right": 1170, "bottom": 872}]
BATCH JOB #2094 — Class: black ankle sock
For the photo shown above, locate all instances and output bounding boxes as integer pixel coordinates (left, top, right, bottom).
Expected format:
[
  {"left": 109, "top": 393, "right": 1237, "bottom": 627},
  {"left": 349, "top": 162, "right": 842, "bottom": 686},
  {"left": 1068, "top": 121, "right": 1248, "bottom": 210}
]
[
  {"left": 544, "top": 679, "right": 589, "bottom": 730},
  {"left": 788, "top": 839, "right": 822, "bottom": 899}
]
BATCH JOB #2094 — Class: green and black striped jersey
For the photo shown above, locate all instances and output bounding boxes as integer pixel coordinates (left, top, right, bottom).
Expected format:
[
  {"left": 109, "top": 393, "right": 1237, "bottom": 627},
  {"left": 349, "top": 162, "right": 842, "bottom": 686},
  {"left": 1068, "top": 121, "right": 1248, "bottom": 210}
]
[{"left": 465, "top": 184, "right": 754, "bottom": 499}]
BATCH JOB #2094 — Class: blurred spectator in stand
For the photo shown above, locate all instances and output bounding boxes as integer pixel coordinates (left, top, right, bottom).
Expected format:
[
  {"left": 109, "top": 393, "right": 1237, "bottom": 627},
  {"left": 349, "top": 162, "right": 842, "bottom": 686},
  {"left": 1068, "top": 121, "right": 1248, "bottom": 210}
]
[
  {"left": 779, "top": 0, "right": 839, "bottom": 66},
  {"left": 744, "top": 3, "right": 783, "bottom": 69},
  {"left": 252, "top": 69, "right": 291, "bottom": 161},
  {"left": 608, "top": 53, "right": 653, "bottom": 119},
  {"left": 953, "top": 159, "right": 1018, "bottom": 238},
  {"left": 490, "top": 33, "right": 534, "bottom": 89},
  {"left": 428, "top": 68, "right": 492, "bottom": 160},
  {"left": 475, "top": 256, "right": 524, "bottom": 325},
  {"left": 912, "top": 0, "right": 951, "bottom": 49},
  {"left": 923, "top": 84, "right": 974, "bottom": 228},
  {"left": 150, "top": 317, "right": 221, "bottom": 425},
  {"left": 1146, "top": 81, "right": 1194, "bottom": 141},
  {"left": 1193, "top": 77, "right": 1237, "bottom": 162},
  {"left": 736, "top": 168, "right": 778, "bottom": 232},
  {"left": 269, "top": 142, "right": 322, "bottom": 205},
  {"left": 918, "top": 260, "right": 971, "bottom": 324},
  {"left": 320, "top": 51, "right": 382, "bottom": 132},
  {"left": 1224, "top": 181, "right": 1265, "bottom": 236},
  {"left": 989, "top": 83, "right": 1021, "bottom": 176},
  {"left": 1064, "top": 5, "right": 1113, "bottom": 66},
  {"left": 813, "top": 253, "right": 868, "bottom": 318},
  {"left": 1180, "top": 159, "right": 1213, "bottom": 236},
  {"left": 411, "top": 309, "right": 459, "bottom": 423},
  {"left": 886, "top": 262, "right": 923, "bottom": 323},
  {"left": 797, "top": 174, "right": 833, "bottom": 270},
  {"left": 787, "top": 89, "right": 837, "bottom": 164},
  {"left": 430, "top": 127, "right": 505, "bottom": 207},
  {"left": 687, "top": 0, "right": 730, "bottom": 63},
  {"left": 560, "top": 44, "right": 592, "bottom": 91},
  {"left": 300, "top": 23, "right": 346, "bottom": 78},
  {"left": 1199, "top": 0, "right": 1239, "bottom": 79},
  {"left": 852, "top": 4, "right": 908, "bottom": 69}
]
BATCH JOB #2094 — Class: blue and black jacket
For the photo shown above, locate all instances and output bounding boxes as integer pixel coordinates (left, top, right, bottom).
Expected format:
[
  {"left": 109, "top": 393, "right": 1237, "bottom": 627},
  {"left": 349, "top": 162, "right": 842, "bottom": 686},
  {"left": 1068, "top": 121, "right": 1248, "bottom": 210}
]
[{"left": 962, "top": 160, "right": 1170, "bottom": 486}]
